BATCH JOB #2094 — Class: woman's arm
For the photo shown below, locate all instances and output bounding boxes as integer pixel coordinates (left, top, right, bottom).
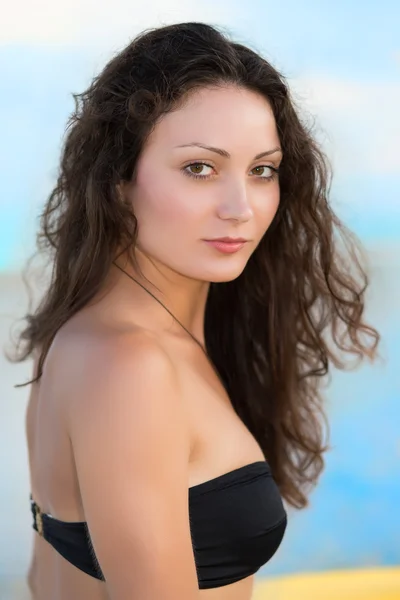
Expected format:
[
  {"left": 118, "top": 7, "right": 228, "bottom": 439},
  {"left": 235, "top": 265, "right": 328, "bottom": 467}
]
[{"left": 66, "top": 332, "right": 199, "bottom": 600}]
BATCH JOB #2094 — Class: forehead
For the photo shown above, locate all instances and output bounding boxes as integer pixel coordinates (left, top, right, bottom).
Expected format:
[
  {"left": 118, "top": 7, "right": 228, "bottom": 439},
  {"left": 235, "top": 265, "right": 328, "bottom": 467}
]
[{"left": 145, "top": 85, "right": 279, "bottom": 152}]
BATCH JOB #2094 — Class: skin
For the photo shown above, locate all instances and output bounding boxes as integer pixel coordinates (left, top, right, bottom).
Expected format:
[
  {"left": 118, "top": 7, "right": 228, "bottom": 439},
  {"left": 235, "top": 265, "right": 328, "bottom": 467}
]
[{"left": 26, "top": 84, "right": 282, "bottom": 600}]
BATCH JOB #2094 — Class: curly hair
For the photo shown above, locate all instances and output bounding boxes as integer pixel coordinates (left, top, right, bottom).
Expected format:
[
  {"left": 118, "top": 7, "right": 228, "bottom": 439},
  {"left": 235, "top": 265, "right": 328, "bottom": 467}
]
[{"left": 9, "top": 21, "right": 380, "bottom": 508}]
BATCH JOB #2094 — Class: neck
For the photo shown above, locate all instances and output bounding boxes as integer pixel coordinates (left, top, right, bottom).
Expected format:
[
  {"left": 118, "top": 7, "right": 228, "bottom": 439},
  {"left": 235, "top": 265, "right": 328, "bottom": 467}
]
[{"left": 112, "top": 249, "right": 210, "bottom": 346}]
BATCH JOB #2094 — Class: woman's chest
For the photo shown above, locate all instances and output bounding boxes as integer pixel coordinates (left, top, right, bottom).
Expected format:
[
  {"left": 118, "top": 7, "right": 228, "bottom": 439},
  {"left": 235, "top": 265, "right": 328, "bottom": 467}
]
[{"left": 174, "top": 349, "right": 266, "bottom": 486}]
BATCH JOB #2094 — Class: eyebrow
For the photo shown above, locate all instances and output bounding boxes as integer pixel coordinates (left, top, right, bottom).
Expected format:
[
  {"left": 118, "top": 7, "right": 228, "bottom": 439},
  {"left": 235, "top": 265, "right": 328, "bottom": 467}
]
[{"left": 174, "top": 142, "right": 283, "bottom": 160}]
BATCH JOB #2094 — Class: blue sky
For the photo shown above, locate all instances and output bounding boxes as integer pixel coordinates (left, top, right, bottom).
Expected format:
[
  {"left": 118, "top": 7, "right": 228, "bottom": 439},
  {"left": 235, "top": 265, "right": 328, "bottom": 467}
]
[
  {"left": 238, "top": 0, "right": 399, "bottom": 79},
  {"left": 0, "top": 0, "right": 399, "bottom": 271}
]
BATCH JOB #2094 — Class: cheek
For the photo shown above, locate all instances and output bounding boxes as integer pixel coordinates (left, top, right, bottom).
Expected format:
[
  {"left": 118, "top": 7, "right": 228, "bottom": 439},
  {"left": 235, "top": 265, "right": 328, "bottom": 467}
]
[
  {"left": 253, "top": 187, "right": 280, "bottom": 230},
  {"left": 132, "top": 174, "right": 203, "bottom": 230}
]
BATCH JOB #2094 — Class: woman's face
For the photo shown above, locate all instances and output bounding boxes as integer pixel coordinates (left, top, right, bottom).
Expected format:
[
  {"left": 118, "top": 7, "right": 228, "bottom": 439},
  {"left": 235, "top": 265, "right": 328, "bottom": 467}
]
[{"left": 123, "top": 85, "right": 282, "bottom": 283}]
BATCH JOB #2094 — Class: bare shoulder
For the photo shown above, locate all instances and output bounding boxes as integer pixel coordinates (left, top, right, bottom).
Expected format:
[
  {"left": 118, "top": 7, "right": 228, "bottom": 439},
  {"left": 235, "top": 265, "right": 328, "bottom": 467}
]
[
  {"left": 61, "top": 325, "right": 190, "bottom": 462},
  {"left": 49, "top": 322, "right": 180, "bottom": 417}
]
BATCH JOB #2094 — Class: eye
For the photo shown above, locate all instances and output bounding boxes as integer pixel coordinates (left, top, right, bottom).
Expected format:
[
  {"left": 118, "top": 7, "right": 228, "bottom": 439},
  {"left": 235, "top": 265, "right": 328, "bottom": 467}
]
[
  {"left": 251, "top": 165, "right": 279, "bottom": 180},
  {"left": 181, "top": 162, "right": 279, "bottom": 182},
  {"left": 182, "top": 162, "right": 215, "bottom": 179}
]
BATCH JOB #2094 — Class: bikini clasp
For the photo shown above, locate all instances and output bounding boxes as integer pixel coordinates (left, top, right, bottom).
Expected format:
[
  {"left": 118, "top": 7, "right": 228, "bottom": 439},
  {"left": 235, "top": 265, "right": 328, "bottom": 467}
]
[{"left": 34, "top": 503, "right": 44, "bottom": 537}]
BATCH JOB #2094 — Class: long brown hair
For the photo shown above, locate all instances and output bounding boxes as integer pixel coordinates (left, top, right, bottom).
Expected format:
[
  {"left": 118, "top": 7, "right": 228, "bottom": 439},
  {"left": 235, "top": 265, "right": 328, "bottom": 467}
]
[{"left": 9, "top": 22, "right": 380, "bottom": 508}]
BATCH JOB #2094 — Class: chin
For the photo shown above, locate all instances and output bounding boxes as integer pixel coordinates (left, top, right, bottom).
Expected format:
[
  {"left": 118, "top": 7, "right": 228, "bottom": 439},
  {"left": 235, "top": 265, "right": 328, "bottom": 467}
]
[
  {"left": 209, "top": 273, "right": 244, "bottom": 283},
  {"left": 202, "top": 263, "right": 248, "bottom": 284}
]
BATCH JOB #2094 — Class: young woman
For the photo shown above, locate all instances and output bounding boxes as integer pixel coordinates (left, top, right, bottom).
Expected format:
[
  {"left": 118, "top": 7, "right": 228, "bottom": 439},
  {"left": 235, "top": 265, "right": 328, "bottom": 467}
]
[{"left": 13, "top": 21, "right": 379, "bottom": 600}]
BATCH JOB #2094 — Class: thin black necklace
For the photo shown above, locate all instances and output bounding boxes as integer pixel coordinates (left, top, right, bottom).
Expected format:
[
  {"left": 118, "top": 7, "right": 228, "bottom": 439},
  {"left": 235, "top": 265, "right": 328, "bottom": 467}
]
[
  {"left": 112, "top": 260, "right": 206, "bottom": 352},
  {"left": 112, "top": 261, "right": 228, "bottom": 391}
]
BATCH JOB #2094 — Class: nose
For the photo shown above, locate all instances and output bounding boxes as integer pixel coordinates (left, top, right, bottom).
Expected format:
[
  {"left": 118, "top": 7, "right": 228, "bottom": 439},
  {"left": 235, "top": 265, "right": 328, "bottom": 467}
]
[{"left": 216, "top": 183, "right": 253, "bottom": 223}]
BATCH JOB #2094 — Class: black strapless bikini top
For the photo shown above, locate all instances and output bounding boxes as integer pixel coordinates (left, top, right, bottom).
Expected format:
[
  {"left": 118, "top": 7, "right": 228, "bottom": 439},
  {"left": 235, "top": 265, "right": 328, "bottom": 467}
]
[{"left": 30, "top": 460, "right": 287, "bottom": 590}]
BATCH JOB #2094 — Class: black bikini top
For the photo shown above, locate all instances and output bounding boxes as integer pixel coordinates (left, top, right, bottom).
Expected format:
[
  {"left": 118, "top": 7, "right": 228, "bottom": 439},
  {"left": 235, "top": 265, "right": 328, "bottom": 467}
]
[{"left": 30, "top": 460, "right": 287, "bottom": 590}]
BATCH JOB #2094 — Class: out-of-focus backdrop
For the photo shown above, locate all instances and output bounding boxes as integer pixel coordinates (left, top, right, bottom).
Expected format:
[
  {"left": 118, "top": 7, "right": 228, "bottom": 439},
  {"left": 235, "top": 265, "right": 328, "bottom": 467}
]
[{"left": 1, "top": 1, "right": 399, "bottom": 598}]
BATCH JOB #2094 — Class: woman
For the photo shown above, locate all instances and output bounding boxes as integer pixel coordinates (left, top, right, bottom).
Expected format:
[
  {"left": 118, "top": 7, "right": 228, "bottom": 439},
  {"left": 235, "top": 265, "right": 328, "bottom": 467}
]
[{"left": 12, "top": 21, "right": 379, "bottom": 600}]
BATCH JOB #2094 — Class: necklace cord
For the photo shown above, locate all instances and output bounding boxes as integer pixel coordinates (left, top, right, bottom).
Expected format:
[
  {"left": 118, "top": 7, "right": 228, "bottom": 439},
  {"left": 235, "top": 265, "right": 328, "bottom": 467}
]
[
  {"left": 112, "top": 261, "right": 205, "bottom": 350},
  {"left": 112, "top": 261, "right": 230, "bottom": 391}
]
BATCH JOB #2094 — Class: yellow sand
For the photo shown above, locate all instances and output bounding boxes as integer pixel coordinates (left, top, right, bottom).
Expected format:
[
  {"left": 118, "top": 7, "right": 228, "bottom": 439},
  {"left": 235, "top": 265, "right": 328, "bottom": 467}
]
[{"left": 253, "top": 567, "right": 400, "bottom": 600}]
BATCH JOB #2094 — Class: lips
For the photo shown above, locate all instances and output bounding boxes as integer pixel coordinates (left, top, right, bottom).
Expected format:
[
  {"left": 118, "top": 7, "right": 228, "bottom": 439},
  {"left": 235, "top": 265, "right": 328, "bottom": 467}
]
[{"left": 203, "top": 238, "right": 248, "bottom": 254}]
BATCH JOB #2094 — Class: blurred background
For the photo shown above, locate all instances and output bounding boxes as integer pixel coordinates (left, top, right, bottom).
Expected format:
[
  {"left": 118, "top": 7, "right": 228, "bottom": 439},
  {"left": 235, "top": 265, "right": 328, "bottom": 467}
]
[{"left": 1, "top": 1, "right": 399, "bottom": 598}]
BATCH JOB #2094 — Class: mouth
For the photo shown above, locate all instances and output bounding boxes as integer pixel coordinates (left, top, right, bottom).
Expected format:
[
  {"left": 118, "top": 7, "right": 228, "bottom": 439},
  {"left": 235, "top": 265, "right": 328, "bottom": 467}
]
[
  {"left": 204, "top": 237, "right": 248, "bottom": 243},
  {"left": 203, "top": 237, "right": 249, "bottom": 254}
]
